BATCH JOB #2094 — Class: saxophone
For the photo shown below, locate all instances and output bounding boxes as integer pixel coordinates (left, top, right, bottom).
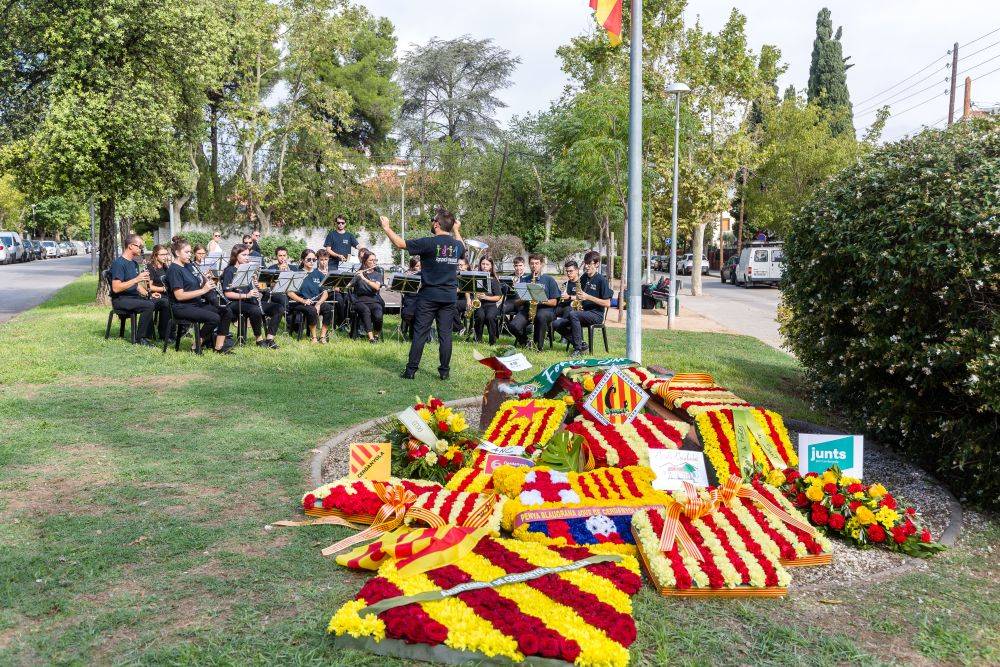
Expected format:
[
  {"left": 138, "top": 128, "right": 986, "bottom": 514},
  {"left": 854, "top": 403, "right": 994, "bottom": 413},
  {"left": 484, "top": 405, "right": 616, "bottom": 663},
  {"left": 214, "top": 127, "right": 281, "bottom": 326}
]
[
  {"left": 570, "top": 279, "right": 584, "bottom": 311},
  {"left": 528, "top": 273, "right": 539, "bottom": 321}
]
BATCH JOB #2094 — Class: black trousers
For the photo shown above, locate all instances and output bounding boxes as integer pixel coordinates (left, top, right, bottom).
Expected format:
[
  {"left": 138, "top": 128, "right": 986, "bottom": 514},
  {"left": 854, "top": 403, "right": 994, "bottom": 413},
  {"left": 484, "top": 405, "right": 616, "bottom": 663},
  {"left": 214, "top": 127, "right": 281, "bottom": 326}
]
[
  {"left": 292, "top": 301, "right": 333, "bottom": 329},
  {"left": 453, "top": 300, "right": 468, "bottom": 332},
  {"left": 554, "top": 309, "right": 604, "bottom": 350},
  {"left": 330, "top": 291, "right": 349, "bottom": 326},
  {"left": 152, "top": 297, "right": 172, "bottom": 340},
  {"left": 111, "top": 296, "right": 154, "bottom": 340},
  {"left": 406, "top": 298, "right": 455, "bottom": 374},
  {"left": 509, "top": 307, "right": 556, "bottom": 350},
  {"left": 171, "top": 302, "right": 232, "bottom": 342},
  {"left": 473, "top": 302, "right": 500, "bottom": 344},
  {"left": 227, "top": 300, "right": 283, "bottom": 337},
  {"left": 354, "top": 298, "right": 383, "bottom": 335}
]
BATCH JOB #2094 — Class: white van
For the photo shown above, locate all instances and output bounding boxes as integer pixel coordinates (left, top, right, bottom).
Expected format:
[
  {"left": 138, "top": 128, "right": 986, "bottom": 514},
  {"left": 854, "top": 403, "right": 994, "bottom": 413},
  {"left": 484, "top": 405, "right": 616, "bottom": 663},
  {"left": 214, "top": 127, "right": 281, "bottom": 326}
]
[{"left": 735, "top": 243, "right": 784, "bottom": 287}]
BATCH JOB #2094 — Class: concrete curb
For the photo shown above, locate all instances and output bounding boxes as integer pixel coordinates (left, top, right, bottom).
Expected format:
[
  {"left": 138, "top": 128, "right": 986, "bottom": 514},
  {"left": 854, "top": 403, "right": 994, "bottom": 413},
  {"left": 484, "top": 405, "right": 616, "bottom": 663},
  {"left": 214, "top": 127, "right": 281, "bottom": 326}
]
[
  {"left": 309, "top": 396, "right": 482, "bottom": 489},
  {"left": 309, "top": 404, "right": 963, "bottom": 549},
  {"left": 785, "top": 418, "right": 963, "bottom": 548}
]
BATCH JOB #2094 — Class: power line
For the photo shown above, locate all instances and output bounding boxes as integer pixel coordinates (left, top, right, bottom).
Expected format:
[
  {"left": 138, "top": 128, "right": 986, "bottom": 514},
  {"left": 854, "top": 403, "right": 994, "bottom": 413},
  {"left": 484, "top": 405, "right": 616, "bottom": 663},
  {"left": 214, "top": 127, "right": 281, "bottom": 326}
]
[
  {"left": 854, "top": 54, "right": 948, "bottom": 107},
  {"left": 959, "top": 26, "right": 1000, "bottom": 49},
  {"left": 959, "top": 37, "right": 1000, "bottom": 61},
  {"left": 855, "top": 76, "right": 949, "bottom": 117},
  {"left": 890, "top": 91, "right": 949, "bottom": 119},
  {"left": 957, "top": 50, "right": 1000, "bottom": 76}
]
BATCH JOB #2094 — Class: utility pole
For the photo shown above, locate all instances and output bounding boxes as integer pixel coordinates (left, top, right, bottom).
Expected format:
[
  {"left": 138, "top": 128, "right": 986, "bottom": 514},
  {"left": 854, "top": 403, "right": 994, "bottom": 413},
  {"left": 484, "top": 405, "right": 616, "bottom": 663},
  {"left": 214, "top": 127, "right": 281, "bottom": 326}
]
[
  {"left": 625, "top": 0, "right": 644, "bottom": 361},
  {"left": 488, "top": 143, "right": 509, "bottom": 228},
  {"left": 947, "top": 42, "right": 959, "bottom": 126}
]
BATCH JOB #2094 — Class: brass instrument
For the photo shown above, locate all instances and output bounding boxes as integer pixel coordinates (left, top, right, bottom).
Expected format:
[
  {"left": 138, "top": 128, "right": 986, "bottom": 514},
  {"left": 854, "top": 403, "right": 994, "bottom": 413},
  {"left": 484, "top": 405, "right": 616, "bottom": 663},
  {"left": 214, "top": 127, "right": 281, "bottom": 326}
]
[
  {"left": 137, "top": 259, "right": 151, "bottom": 296},
  {"left": 569, "top": 279, "right": 584, "bottom": 311},
  {"left": 528, "top": 273, "right": 539, "bottom": 321}
]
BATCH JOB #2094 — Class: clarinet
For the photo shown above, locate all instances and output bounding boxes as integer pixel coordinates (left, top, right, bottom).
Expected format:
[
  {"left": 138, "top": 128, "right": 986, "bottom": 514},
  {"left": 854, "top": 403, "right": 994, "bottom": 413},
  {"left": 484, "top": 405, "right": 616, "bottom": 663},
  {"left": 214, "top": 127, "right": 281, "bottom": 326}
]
[{"left": 190, "top": 262, "right": 230, "bottom": 306}]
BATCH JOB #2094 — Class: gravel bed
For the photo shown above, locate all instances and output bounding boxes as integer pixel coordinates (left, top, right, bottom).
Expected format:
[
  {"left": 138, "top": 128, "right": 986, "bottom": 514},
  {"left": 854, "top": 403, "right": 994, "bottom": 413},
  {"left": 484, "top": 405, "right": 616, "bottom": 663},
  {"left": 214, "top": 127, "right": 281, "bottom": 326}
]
[{"left": 319, "top": 405, "right": 952, "bottom": 590}]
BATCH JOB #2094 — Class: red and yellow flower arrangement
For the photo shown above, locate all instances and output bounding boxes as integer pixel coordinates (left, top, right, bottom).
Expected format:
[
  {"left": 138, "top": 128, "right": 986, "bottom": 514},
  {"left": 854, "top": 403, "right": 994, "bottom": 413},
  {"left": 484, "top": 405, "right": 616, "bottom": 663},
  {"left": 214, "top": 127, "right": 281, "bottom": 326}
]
[
  {"left": 772, "top": 466, "right": 945, "bottom": 557},
  {"left": 328, "top": 536, "right": 642, "bottom": 666},
  {"left": 694, "top": 407, "right": 797, "bottom": 480},
  {"left": 483, "top": 398, "right": 567, "bottom": 448},
  {"left": 657, "top": 373, "right": 752, "bottom": 418},
  {"left": 565, "top": 413, "right": 685, "bottom": 468},
  {"left": 383, "top": 396, "right": 480, "bottom": 484},
  {"left": 302, "top": 477, "right": 443, "bottom": 524}
]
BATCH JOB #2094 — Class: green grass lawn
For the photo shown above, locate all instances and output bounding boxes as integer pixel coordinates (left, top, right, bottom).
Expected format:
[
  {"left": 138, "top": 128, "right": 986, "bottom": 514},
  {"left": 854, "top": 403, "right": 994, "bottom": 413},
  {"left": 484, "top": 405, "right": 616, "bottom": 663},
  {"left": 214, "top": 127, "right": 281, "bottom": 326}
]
[{"left": 1, "top": 275, "right": 997, "bottom": 666}]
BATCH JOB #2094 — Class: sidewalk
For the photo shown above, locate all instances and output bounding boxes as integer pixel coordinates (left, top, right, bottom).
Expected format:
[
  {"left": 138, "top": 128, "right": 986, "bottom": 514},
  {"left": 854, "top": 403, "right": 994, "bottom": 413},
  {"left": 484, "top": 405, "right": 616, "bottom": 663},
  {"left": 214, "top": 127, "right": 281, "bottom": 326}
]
[{"left": 602, "top": 305, "right": 737, "bottom": 334}]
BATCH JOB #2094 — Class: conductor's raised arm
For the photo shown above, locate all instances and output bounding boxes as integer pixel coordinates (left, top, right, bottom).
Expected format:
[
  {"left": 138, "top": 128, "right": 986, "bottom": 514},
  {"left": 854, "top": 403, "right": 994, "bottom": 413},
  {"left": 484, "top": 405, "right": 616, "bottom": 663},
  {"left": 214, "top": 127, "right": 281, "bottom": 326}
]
[{"left": 380, "top": 215, "right": 407, "bottom": 250}]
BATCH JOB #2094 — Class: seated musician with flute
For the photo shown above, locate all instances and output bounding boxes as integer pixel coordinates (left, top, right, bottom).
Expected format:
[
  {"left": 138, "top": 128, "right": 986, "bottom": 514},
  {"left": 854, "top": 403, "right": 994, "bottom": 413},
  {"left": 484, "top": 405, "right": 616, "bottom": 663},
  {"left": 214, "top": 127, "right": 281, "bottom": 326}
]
[
  {"left": 147, "top": 244, "right": 174, "bottom": 343},
  {"left": 109, "top": 233, "right": 155, "bottom": 346},
  {"left": 288, "top": 249, "right": 334, "bottom": 344},
  {"left": 221, "top": 244, "right": 282, "bottom": 349},
  {"left": 165, "top": 237, "right": 234, "bottom": 354}
]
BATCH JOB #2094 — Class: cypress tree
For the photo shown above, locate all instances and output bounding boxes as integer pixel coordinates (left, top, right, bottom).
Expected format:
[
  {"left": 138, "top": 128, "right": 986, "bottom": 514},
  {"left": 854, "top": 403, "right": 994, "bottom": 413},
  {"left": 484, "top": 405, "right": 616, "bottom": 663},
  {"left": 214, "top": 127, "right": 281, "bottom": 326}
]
[{"left": 807, "top": 8, "right": 854, "bottom": 136}]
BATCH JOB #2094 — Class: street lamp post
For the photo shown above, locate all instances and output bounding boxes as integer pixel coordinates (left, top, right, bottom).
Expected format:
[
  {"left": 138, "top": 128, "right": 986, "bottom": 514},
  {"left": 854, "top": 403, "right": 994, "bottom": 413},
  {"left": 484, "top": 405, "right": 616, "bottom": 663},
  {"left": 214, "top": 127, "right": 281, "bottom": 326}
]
[
  {"left": 625, "top": 0, "right": 644, "bottom": 363},
  {"left": 665, "top": 82, "right": 690, "bottom": 330},
  {"left": 399, "top": 170, "right": 407, "bottom": 266}
]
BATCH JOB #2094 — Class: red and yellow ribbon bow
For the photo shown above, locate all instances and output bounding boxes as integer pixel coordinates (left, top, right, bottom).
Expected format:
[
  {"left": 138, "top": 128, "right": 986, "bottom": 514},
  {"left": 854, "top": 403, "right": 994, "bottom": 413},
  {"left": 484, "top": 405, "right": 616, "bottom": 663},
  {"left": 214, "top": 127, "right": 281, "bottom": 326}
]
[
  {"left": 658, "top": 482, "right": 718, "bottom": 561},
  {"left": 320, "top": 482, "right": 418, "bottom": 556},
  {"left": 718, "top": 474, "right": 816, "bottom": 537}
]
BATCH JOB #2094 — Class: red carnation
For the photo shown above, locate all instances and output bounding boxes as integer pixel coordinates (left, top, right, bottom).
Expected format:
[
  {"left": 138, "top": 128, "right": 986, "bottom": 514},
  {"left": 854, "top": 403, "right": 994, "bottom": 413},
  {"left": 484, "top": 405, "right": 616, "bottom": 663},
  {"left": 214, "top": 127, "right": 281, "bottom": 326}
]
[
  {"left": 539, "top": 634, "right": 561, "bottom": 658},
  {"left": 518, "top": 634, "right": 539, "bottom": 656},
  {"left": 920, "top": 529, "right": 931, "bottom": 542},
  {"left": 812, "top": 502, "right": 825, "bottom": 513},
  {"left": 321, "top": 494, "right": 336, "bottom": 509},
  {"left": 426, "top": 623, "right": 448, "bottom": 644},
  {"left": 303, "top": 493, "right": 316, "bottom": 509},
  {"left": 828, "top": 513, "right": 846, "bottom": 530},
  {"left": 560, "top": 638, "right": 581, "bottom": 662},
  {"left": 904, "top": 519, "right": 916, "bottom": 536},
  {"left": 906, "top": 507, "right": 916, "bottom": 516},
  {"left": 831, "top": 492, "right": 846, "bottom": 508},
  {"left": 823, "top": 482, "right": 837, "bottom": 494},
  {"left": 438, "top": 420, "right": 449, "bottom": 432},
  {"left": 892, "top": 525, "right": 908, "bottom": 544},
  {"left": 867, "top": 524, "right": 886, "bottom": 543},
  {"left": 847, "top": 483, "right": 863, "bottom": 494},
  {"left": 794, "top": 493, "right": 809, "bottom": 508},
  {"left": 429, "top": 398, "right": 443, "bottom": 409},
  {"left": 849, "top": 500, "right": 862, "bottom": 512},
  {"left": 518, "top": 391, "right": 532, "bottom": 399},
  {"left": 879, "top": 494, "right": 897, "bottom": 510},
  {"left": 805, "top": 472, "right": 819, "bottom": 479},
  {"left": 784, "top": 468, "right": 800, "bottom": 483},
  {"left": 811, "top": 506, "right": 829, "bottom": 526}
]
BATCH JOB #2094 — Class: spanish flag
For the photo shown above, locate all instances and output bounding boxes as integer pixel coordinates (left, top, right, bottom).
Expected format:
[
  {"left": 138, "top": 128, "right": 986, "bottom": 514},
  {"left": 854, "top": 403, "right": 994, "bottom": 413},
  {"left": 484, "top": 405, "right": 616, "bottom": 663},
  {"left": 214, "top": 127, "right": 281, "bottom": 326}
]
[{"left": 590, "top": 0, "right": 623, "bottom": 46}]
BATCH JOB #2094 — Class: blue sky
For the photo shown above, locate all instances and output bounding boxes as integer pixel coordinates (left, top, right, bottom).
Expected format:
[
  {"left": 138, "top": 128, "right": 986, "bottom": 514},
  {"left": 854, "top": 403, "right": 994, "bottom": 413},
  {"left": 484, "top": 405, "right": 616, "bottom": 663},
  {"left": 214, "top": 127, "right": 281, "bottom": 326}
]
[{"left": 362, "top": 0, "right": 1000, "bottom": 140}]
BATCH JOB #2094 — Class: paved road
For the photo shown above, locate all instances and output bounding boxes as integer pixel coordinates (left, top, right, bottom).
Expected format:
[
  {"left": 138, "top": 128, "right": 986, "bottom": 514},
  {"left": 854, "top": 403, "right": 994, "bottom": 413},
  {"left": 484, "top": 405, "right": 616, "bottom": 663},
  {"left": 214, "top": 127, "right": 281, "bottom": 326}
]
[
  {"left": 0, "top": 255, "right": 95, "bottom": 324},
  {"left": 661, "top": 271, "right": 784, "bottom": 350}
]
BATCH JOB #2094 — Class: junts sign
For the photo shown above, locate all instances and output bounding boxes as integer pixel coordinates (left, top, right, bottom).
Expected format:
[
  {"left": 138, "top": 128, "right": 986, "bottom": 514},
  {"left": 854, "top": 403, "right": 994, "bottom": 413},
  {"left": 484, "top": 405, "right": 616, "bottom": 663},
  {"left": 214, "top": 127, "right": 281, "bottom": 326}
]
[{"left": 798, "top": 434, "right": 864, "bottom": 478}]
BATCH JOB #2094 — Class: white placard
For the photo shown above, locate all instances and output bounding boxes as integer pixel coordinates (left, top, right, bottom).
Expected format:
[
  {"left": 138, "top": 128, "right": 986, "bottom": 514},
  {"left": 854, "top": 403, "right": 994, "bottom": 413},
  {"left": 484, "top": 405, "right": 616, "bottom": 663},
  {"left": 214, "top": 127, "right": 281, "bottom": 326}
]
[
  {"left": 649, "top": 449, "right": 709, "bottom": 491},
  {"left": 497, "top": 352, "right": 531, "bottom": 372},
  {"left": 396, "top": 407, "right": 439, "bottom": 448},
  {"left": 478, "top": 441, "right": 528, "bottom": 457},
  {"left": 798, "top": 434, "right": 864, "bottom": 478}
]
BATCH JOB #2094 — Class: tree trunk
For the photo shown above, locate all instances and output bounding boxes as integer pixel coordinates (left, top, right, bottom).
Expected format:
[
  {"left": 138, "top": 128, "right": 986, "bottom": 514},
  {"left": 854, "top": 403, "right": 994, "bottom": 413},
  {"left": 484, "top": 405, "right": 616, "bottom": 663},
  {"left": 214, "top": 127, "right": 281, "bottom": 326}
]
[
  {"left": 691, "top": 222, "right": 707, "bottom": 296},
  {"left": 97, "top": 197, "right": 116, "bottom": 305},
  {"left": 119, "top": 215, "right": 131, "bottom": 245}
]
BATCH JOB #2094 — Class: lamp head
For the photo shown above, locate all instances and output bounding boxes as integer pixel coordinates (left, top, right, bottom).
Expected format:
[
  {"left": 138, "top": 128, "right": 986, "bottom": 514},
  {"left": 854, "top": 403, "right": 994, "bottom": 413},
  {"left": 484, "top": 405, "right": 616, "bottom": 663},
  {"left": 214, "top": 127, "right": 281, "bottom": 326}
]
[{"left": 665, "top": 82, "right": 691, "bottom": 95}]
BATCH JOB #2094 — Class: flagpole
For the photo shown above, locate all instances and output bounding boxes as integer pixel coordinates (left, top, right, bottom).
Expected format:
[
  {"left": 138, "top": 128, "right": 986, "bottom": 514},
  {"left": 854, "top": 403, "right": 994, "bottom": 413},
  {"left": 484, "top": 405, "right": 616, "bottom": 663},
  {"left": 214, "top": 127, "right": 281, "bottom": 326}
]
[{"left": 625, "top": 0, "right": 643, "bottom": 363}]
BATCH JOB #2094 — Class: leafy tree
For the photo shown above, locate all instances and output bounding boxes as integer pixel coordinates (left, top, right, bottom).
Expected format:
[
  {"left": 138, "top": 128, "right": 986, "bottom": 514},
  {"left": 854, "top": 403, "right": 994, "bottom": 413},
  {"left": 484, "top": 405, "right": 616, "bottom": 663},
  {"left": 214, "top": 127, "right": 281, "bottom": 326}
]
[
  {"left": 0, "top": 0, "right": 228, "bottom": 303},
  {"left": 0, "top": 174, "right": 26, "bottom": 231},
  {"left": 31, "top": 196, "right": 88, "bottom": 239},
  {"left": 398, "top": 36, "right": 520, "bottom": 149},
  {"left": 536, "top": 237, "right": 588, "bottom": 267},
  {"left": 807, "top": 7, "right": 854, "bottom": 136},
  {"left": 745, "top": 95, "right": 860, "bottom": 237}
]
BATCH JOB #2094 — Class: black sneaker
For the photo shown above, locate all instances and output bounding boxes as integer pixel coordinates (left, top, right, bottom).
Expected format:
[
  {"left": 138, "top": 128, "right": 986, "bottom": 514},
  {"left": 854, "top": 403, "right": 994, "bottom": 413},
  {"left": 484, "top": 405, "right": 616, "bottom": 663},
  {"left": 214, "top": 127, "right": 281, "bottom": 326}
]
[
  {"left": 256, "top": 340, "right": 272, "bottom": 349},
  {"left": 571, "top": 348, "right": 585, "bottom": 359},
  {"left": 214, "top": 346, "right": 235, "bottom": 355},
  {"left": 439, "top": 371, "right": 450, "bottom": 381},
  {"left": 265, "top": 339, "right": 279, "bottom": 349},
  {"left": 400, "top": 370, "right": 416, "bottom": 380},
  {"left": 137, "top": 338, "right": 155, "bottom": 347}
]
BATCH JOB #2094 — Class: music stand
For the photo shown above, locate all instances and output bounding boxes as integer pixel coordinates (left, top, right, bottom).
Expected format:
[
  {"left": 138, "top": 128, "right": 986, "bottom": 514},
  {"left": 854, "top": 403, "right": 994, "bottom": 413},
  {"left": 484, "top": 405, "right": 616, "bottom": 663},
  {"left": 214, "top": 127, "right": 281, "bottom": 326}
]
[
  {"left": 389, "top": 273, "right": 422, "bottom": 294},
  {"left": 199, "top": 256, "right": 224, "bottom": 276},
  {"left": 514, "top": 282, "right": 548, "bottom": 303},
  {"left": 458, "top": 271, "right": 489, "bottom": 294},
  {"left": 320, "top": 270, "right": 355, "bottom": 292},
  {"left": 257, "top": 269, "right": 279, "bottom": 289}
]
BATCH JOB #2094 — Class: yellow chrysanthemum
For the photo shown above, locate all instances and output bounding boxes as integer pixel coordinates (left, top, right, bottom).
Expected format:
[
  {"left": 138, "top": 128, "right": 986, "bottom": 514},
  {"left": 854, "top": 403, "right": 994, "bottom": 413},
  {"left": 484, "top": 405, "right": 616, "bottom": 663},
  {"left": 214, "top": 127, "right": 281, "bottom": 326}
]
[
  {"left": 563, "top": 394, "right": 575, "bottom": 404},
  {"left": 806, "top": 485, "right": 825, "bottom": 502},
  {"left": 850, "top": 528, "right": 861, "bottom": 540},
  {"left": 821, "top": 470, "right": 837, "bottom": 484},
  {"left": 417, "top": 408, "right": 432, "bottom": 422},
  {"left": 448, "top": 414, "right": 468, "bottom": 432},
  {"left": 582, "top": 376, "right": 596, "bottom": 391},
  {"left": 855, "top": 506, "right": 876, "bottom": 525},
  {"left": 875, "top": 506, "right": 900, "bottom": 528},
  {"left": 766, "top": 469, "right": 786, "bottom": 488},
  {"left": 868, "top": 483, "right": 887, "bottom": 499}
]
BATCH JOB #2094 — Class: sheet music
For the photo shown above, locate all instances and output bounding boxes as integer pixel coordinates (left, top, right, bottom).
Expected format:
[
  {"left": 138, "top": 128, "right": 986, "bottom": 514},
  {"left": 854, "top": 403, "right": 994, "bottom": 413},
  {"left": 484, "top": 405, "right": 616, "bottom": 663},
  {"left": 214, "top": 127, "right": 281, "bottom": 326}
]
[
  {"left": 288, "top": 271, "right": 308, "bottom": 292},
  {"left": 514, "top": 283, "right": 548, "bottom": 302},
  {"left": 272, "top": 270, "right": 295, "bottom": 294},
  {"left": 231, "top": 264, "right": 257, "bottom": 290}
]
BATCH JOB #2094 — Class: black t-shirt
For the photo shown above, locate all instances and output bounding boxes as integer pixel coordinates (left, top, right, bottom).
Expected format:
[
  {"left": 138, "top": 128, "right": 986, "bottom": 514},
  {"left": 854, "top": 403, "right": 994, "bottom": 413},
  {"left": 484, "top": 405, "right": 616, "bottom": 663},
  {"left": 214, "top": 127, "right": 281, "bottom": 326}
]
[
  {"left": 352, "top": 268, "right": 383, "bottom": 300},
  {"left": 221, "top": 264, "right": 255, "bottom": 296},
  {"left": 581, "top": 272, "right": 613, "bottom": 312},
  {"left": 295, "top": 268, "right": 325, "bottom": 301},
  {"left": 323, "top": 230, "right": 358, "bottom": 268},
  {"left": 250, "top": 241, "right": 262, "bottom": 257},
  {"left": 484, "top": 276, "right": 502, "bottom": 299},
  {"left": 149, "top": 265, "right": 168, "bottom": 288},
  {"left": 166, "top": 262, "right": 205, "bottom": 304},
  {"left": 406, "top": 235, "right": 465, "bottom": 303},
  {"left": 110, "top": 256, "right": 140, "bottom": 298},
  {"left": 518, "top": 273, "right": 560, "bottom": 309}
]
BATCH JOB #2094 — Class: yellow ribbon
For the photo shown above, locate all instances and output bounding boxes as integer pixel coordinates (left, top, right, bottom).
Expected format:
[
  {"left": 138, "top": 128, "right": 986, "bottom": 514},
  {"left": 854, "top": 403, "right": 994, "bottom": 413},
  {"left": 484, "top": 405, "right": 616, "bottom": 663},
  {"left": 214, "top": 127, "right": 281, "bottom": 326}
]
[
  {"left": 320, "top": 482, "right": 418, "bottom": 557},
  {"left": 718, "top": 474, "right": 817, "bottom": 537},
  {"left": 657, "top": 482, "right": 718, "bottom": 561}
]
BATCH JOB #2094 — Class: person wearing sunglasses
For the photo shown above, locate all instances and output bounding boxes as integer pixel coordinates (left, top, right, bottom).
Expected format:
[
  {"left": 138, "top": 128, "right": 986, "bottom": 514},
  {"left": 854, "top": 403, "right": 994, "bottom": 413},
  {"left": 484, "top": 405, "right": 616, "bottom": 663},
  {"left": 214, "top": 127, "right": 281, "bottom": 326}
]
[
  {"left": 147, "top": 244, "right": 174, "bottom": 342},
  {"left": 322, "top": 214, "right": 358, "bottom": 270},
  {"left": 288, "top": 249, "right": 334, "bottom": 343},
  {"left": 207, "top": 232, "right": 222, "bottom": 255},
  {"left": 109, "top": 234, "right": 155, "bottom": 346}
]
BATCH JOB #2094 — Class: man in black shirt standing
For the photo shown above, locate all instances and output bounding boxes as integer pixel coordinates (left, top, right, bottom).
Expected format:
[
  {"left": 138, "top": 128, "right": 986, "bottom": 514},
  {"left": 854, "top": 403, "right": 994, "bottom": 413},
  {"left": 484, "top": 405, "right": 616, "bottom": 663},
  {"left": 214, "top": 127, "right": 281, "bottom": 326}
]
[
  {"left": 380, "top": 210, "right": 464, "bottom": 380},
  {"left": 554, "top": 250, "right": 612, "bottom": 356},
  {"left": 109, "top": 234, "right": 155, "bottom": 345},
  {"left": 323, "top": 215, "right": 359, "bottom": 270}
]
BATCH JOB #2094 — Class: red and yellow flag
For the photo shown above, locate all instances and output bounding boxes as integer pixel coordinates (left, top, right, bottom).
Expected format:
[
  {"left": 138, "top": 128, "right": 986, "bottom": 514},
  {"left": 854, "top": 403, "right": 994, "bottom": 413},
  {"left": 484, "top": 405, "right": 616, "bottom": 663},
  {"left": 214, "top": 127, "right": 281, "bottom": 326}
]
[{"left": 590, "top": 0, "right": 623, "bottom": 46}]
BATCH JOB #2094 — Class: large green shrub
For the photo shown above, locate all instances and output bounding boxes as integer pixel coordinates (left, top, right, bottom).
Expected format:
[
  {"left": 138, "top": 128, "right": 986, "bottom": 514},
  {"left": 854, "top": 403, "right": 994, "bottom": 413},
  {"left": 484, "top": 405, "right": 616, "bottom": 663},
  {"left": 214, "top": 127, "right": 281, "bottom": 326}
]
[
  {"left": 783, "top": 117, "right": 999, "bottom": 509},
  {"left": 258, "top": 234, "right": 307, "bottom": 261}
]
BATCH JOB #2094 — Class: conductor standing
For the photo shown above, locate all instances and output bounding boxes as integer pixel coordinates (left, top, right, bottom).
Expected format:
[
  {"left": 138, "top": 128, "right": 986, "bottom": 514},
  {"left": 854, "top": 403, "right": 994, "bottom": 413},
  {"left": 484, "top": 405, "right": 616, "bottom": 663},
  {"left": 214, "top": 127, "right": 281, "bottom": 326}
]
[{"left": 381, "top": 210, "right": 464, "bottom": 380}]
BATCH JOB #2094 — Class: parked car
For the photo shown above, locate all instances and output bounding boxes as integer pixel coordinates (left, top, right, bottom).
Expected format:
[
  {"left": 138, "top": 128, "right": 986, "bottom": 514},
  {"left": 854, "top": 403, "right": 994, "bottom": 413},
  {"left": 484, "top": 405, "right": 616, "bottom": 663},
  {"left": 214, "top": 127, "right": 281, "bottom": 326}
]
[
  {"left": 734, "top": 243, "right": 784, "bottom": 287},
  {"left": 0, "top": 231, "right": 25, "bottom": 264},
  {"left": 41, "top": 240, "right": 60, "bottom": 258},
  {"left": 84, "top": 241, "right": 93, "bottom": 254},
  {"left": 720, "top": 255, "right": 740, "bottom": 284},
  {"left": 21, "top": 239, "right": 38, "bottom": 261},
  {"left": 678, "top": 253, "right": 709, "bottom": 276},
  {"left": 57, "top": 241, "right": 70, "bottom": 257},
  {"left": 70, "top": 240, "right": 87, "bottom": 255},
  {"left": 30, "top": 240, "right": 44, "bottom": 259}
]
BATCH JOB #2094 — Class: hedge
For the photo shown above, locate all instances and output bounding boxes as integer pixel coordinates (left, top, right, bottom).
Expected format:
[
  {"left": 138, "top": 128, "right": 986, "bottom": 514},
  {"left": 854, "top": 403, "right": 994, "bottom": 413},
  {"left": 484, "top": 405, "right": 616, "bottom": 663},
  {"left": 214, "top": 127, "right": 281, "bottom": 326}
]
[{"left": 783, "top": 116, "right": 999, "bottom": 509}]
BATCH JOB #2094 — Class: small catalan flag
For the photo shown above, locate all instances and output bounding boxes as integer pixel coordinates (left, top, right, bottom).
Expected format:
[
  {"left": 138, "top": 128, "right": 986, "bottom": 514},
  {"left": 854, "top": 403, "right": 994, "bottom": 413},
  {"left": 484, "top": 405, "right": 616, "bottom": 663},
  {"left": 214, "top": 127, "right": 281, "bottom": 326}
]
[
  {"left": 348, "top": 442, "right": 391, "bottom": 480},
  {"left": 590, "top": 0, "right": 623, "bottom": 46}
]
